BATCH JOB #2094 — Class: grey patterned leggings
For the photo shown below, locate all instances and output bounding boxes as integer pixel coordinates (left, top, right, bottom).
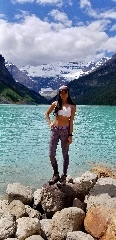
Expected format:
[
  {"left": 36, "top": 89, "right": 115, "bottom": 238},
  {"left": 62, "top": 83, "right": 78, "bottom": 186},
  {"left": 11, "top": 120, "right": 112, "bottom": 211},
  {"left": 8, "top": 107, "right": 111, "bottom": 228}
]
[{"left": 49, "top": 126, "right": 69, "bottom": 175}]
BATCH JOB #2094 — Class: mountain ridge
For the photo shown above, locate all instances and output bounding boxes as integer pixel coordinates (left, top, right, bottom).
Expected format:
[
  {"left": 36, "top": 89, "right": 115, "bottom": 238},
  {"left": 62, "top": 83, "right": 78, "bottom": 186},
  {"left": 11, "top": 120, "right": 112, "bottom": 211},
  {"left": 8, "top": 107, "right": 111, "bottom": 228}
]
[
  {"left": 3, "top": 53, "right": 116, "bottom": 105},
  {"left": 0, "top": 54, "right": 48, "bottom": 104},
  {"left": 67, "top": 53, "right": 116, "bottom": 105},
  {"left": 5, "top": 57, "right": 110, "bottom": 97}
]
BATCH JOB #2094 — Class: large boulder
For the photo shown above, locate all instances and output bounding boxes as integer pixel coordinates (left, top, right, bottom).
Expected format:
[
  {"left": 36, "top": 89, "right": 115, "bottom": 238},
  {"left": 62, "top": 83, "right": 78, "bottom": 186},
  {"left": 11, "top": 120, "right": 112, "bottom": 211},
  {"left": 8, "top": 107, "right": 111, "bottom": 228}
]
[
  {"left": 51, "top": 207, "right": 85, "bottom": 240},
  {"left": 8, "top": 200, "right": 26, "bottom": 219},
  {"left": 41, "top": 177, "right": 95, "bottom": 218},
  {"left": 66, "top": 231, "right": 94, "bottom": 240},
  {"left": 72, "top": 198, "right": 86, "bottom": 211},
  {"left": 40, "top": 219, "right": 52, "bottom": 240},
  {"left": 85, "top": 177, "right": 116, "bottom": 210},
  {"left": 15, "top": 217, "right": 40, "bottom": 240},
  {"left": 61, "top": 181, "right": 94, "bottom": 202},
  {"left": 25, "top": 236, "right": 44, "bottom": 239},
  {"left": 0, "top": 200, "right": 9, "bottom": 217},
  {"left": 41, "top": 184, "right": 68, "bottom": 218},
  {"left": 25, "top": 205, "right": 41, "bottom": 219},
  {"left": 84, "top": 206, "right": 116, "bottom": 240},
  {"left": 73, "top": 171, "right": 98, "bottom": 185},
  {"left": 0, "top": 213, "right": 16, "bottom": 239},
  {"left": 6, "top": 183, "right": 33, "bottom": 204},
  {"left": 33, "top": 189, "right": 42, "bottom": 207},
  {"left": 91, "top": 165, "right": 116, "bottom": 179},
  {"left": 4, "top": 239, "right": 18, "bottom": 240}
]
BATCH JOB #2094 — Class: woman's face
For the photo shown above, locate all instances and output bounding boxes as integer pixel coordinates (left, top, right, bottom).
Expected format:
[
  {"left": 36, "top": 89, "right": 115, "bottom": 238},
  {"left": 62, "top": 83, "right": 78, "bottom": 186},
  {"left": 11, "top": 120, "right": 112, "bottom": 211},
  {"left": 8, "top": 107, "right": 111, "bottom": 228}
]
[{"left": 59, "top": 90, "right": 68, "bottom": 101}]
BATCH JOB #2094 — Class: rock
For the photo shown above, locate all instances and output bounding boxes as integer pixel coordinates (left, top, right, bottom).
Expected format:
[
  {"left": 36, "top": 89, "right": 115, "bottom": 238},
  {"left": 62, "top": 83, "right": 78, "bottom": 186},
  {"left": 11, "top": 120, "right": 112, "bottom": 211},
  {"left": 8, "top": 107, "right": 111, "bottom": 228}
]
[
  {"left": 16, "top": 217, "right": 40, "bottom": 240},
  {"left": 61, "top": 182, "right": 93, "bottom": 203},
  {"left": 0, "top": 199, "right": 9, "bottom": 208},
  {"left": 51, "top": 207, "right": 85, "bottom": 240},
  {"left": 33, "top": 189, "right": 42, "bottom": 207},
  {"left": 40, "top": 219, "right": 52, "bottom": 240},
  {"left": 25, "top": 235, "right": 44, "bottom": 239},
  {"left": 85, "top": 177, "right": 116, "bottom": 210},
  {"left": 72, "top": 198, "right": 86, "bottom": 211},
  {"left": 41, "top": 184, "right": 68, "bottom": 218},
  {"left": 8, "top": 200, "right": 26, "bottom": 219},
  {"left": 6, "top": 183, "right": 33, "bottom": 204},
  {"left": 84, "top": 206, "right": 116, "bottom": 240},
  {"left": 73, "top": 171, "right": 98, "bottom": 185},
  {"left": 66, "top": 231, "right": 94, "bottom": 240},
  {"left": 66, "top": 175, "right": 73, "bottom": 183},
  {"left": 0, "top": 213, "right": 16, "bottom": 239},
  {"left": 25, "top": 205, "right": 41, "bottom": 219},
  {"left": 5, "top": 239, "right": 18, "bottom": 240},
  {"left": 0, "top": 200, "right": 9, "bottom": 217},
  {"left": 91, "top": 165, "right": 116, "bottom": 179}
]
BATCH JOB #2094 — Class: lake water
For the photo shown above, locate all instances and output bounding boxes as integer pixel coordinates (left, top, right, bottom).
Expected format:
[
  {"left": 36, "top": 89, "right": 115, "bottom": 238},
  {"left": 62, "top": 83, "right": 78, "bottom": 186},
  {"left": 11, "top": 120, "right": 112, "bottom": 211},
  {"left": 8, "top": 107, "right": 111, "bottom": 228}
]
[{"left": 0, "top": 104, "right": 116, "bottom": 195}]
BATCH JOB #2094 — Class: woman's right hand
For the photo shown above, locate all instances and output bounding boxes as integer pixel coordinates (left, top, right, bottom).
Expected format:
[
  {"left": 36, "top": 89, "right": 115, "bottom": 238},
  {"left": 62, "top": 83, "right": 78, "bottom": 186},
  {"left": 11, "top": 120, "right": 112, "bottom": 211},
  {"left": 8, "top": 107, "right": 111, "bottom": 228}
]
[{"left": 49, "top": 122, "right": 54, "bottom": 129}]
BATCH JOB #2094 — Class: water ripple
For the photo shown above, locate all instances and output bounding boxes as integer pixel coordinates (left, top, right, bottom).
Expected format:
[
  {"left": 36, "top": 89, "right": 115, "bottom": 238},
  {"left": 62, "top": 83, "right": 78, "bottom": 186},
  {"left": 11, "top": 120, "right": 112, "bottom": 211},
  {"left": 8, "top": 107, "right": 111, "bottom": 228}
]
[{"left": 0, "top": 104, "right": 116, "bottom": 195}]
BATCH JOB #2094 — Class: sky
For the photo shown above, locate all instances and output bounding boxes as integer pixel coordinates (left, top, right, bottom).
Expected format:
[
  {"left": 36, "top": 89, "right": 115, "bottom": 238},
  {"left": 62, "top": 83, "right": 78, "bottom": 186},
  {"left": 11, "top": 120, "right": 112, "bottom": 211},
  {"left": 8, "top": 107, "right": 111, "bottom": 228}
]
[{"left": 0, "top": 0, "right": 116, "bottom": 68}]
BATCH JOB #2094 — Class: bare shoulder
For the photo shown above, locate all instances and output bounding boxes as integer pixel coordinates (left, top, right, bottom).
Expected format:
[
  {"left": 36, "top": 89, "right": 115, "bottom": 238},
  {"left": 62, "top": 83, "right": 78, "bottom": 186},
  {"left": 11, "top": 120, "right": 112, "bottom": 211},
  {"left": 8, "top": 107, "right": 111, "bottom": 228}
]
[
  {"left": 46, "top": 101, "right": 56, "bottom": 114},
  {"left": 52, "top": 101, "right": 57, "bottom": 107},
  {"left": 71, "top": 104, "right": 76, "bottom": 112}
]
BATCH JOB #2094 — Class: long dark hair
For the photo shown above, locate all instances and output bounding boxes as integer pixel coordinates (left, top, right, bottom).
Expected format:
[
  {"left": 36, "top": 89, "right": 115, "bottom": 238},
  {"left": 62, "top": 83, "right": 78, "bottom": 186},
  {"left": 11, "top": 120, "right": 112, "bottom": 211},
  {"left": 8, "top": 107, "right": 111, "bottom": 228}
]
[{"left": 53, "top": 91, "right": 76, "bottom": 116}]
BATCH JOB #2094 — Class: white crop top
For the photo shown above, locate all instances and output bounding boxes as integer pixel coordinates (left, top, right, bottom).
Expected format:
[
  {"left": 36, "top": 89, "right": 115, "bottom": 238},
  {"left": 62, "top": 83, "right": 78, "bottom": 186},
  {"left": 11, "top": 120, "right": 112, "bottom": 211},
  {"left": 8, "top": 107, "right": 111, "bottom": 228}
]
[{"left": 58, "top": 106, "right": 71, "bottom": 117}]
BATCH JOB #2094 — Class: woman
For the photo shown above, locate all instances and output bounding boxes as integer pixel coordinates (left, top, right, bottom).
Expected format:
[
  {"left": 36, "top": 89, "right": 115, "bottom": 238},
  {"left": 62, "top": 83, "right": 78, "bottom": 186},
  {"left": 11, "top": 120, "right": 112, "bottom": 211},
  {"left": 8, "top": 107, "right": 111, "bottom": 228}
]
[{"left": 45, "top": 85, "right": 76, "bottom": 185}]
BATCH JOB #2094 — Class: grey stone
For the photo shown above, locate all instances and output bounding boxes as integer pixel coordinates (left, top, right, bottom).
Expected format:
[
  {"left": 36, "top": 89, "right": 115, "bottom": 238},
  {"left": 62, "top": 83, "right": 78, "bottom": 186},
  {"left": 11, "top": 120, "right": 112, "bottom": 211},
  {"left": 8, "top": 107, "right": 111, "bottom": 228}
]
[
  {"left": 66, "top": 231, "right": 94, "bottom": 240},
  {"left": 16, "top": 217, "right": 40, "bottom": 240},
  {"left": 8, "top": 200, "right": 26, "bottom": 219},
  {"left": 6, "top": 183, "right": 33, "bottom": 204},
  {"left": 51, "top": 207, "right": 85, "bottom": 240},
  {"left": 40, "top": 219, "right": 52, "bottom": 240},
  {"left": 85, "top": 177, "right": 116, "bottom": 210},
  {"left": 33, "top": 189, "right": 42, "bottom": 206},
  {"left": 0, "top": 213, "right": 16, "bottom": 239},
  {"left": 25, "top": 235, "right": 44, "bottom": 240}
]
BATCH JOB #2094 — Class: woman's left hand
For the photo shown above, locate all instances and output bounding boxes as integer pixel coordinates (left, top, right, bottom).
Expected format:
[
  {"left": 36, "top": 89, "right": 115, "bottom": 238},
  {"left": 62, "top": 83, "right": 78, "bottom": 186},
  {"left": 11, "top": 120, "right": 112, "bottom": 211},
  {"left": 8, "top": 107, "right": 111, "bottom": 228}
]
[{"left": 68, "top": 136, "right": 72, "bottom": 145}]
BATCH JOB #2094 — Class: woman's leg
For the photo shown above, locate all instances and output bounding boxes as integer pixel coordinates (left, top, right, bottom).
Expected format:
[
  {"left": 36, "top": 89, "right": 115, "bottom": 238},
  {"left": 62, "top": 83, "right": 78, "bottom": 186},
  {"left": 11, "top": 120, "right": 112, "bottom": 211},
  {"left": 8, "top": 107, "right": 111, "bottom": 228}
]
[
  {"left": 60, "top": 129, "right": 69, "bottom": 176},
  {"left": 49, "top": 129, "right": 59, "bottom": 175}
]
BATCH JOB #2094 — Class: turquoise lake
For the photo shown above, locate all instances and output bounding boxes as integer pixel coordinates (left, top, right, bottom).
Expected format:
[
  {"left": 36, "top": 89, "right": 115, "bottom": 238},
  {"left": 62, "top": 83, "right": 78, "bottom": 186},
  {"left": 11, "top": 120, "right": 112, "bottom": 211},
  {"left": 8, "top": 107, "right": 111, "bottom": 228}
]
[{"left": 0, "top": 104, "right": 116, "bottom": 195}]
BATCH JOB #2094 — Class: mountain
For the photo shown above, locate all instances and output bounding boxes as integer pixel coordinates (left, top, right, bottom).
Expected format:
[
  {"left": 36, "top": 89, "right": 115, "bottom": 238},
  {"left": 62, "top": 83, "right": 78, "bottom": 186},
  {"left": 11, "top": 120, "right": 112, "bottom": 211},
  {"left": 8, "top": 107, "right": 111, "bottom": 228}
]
[
  {"left": 66, "top": 53, "right": 116, "bottom": 105},
  {"left": 4, "top": 53, "right": 116, "bottom": 105},
  {"left": 0, "top": 54, "right": 48, "bottom": 104},
  {"left": 5, "top": 57, "right": 109, "bottom": 98}
]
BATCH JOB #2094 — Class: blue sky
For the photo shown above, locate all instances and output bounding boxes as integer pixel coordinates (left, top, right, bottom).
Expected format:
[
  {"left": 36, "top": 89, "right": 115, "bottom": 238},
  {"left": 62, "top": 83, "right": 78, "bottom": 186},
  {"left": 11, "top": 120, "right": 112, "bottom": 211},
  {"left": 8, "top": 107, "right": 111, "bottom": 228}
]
[{"left": 0, "top": 0, "right": 116, "bottom": 67}]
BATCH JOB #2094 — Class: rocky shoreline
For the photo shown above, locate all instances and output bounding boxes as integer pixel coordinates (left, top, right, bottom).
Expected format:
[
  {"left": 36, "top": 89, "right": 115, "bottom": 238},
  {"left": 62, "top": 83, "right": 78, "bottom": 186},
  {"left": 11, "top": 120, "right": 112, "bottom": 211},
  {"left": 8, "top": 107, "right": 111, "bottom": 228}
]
[{"left": 0, "top": 165, "right": 116, "bottom": 240}]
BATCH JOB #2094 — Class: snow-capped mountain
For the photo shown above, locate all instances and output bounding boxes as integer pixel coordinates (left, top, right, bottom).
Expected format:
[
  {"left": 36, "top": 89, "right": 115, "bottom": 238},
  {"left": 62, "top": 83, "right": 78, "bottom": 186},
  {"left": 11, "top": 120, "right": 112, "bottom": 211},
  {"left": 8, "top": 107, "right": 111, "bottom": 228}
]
[
  {"left": 20, "top": 57, "right": 109, "bottom": 81},
  {"left": 5, "top": 57, "right": 110, "bottom": 98}
]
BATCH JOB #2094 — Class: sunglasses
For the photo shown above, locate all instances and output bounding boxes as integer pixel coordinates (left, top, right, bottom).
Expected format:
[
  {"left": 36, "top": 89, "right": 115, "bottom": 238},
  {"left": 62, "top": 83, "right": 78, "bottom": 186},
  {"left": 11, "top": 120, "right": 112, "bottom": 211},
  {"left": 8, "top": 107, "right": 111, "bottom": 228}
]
[{"left": 59, "top": 90, "right": 68, "bottom": 94}]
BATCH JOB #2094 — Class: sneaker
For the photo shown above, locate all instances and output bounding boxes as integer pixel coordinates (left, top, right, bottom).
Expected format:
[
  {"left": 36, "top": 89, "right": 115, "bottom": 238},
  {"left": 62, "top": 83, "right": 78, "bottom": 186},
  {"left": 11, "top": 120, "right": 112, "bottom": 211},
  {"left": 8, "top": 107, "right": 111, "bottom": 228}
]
[
  {"left": 49, "top": 174, "right": 60, "bottom": 185},
  {"left": 60, "top": 174, "right": 67, "bottom": 185}
]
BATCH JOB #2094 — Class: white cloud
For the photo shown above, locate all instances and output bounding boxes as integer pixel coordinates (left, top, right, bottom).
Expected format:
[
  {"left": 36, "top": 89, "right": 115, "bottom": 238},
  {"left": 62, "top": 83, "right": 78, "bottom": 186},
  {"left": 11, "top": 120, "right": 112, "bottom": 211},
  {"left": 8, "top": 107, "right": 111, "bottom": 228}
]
[
  {"left": 14, "top": 10, "right": 29, "bottom": 19},
  {"left": 0, "top": 14, "right": 6, "bottom": 19},
  {"left": 80, "top": 0, "right": 91, "bottom": 9},
  {"left": 84, "top": 7, "right": 116, "bottom": 20},
  {"left": 101, "top": 37, "right": 116, "bottom": 52},
  {"left": 11, "top": 0, "right": 34, "bottom": 3},
  {"left": 67, "top": 0, "right": 73, "bottom": 6},
  {"left": 110, "top": 24, "right": 116, "bottom": 31},
  {"left": 99, "top": 10, "right": 116, "bottom": 19},
  {"left": 36, "top": 0, "right": 63, "bottom": 7},
  {"left": 0, "top": 14, "right": 115, "bottom": 68},
  {"left": 48, "top": 10, "right": 72, "bottom": 27},
  {"left": 79, "top": 0, "right": 116, "bottom": 20}
]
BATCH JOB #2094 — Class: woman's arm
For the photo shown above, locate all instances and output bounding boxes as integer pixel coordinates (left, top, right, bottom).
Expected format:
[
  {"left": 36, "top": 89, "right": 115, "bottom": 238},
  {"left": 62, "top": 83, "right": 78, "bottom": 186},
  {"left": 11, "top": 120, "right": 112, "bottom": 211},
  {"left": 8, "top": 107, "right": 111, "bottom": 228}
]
[
  {"left": 45, "top": 102, "right": 56, "bottom": 127},
  {"left": 69, "top": 105, "right": 76, "bottom": 135},
  {"left": 68, "top": 105, "right": 76, "bottom": 145}
]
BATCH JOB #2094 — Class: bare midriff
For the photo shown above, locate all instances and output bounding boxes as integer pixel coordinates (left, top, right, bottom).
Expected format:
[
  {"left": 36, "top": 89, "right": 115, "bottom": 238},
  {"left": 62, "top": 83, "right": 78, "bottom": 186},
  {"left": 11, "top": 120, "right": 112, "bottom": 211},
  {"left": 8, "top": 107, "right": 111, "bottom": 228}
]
[{"left": 52, "top": 115, "right": 70, "bottom": 127}]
